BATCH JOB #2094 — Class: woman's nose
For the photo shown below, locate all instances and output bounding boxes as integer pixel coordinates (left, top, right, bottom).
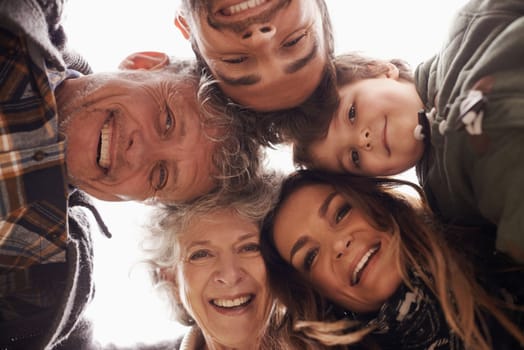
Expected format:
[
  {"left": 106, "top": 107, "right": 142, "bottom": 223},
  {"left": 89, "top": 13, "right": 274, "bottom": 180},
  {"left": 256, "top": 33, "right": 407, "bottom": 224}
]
[
  {"left": 333, "top": 237, "right": 352, "bottom": 260},
  {"left": 214, "top": 256, "right": 244, "bottom": 286}
]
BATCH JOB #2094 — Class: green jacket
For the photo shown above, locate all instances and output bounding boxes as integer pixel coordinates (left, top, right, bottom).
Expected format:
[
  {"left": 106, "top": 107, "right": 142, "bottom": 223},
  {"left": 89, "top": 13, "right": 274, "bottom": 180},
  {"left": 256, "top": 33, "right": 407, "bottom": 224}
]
[{"left": 414, "top": 0, "right": 524, "bottom": 262}]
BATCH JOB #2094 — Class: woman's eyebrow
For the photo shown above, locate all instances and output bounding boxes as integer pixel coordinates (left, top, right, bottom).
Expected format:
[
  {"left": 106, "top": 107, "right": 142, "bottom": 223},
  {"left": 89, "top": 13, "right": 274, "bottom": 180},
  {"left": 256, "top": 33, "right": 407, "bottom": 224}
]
[
  {"left": 290, "top": 236, "right": 310, "bottom": 264},
  {"left": 319, "top": 191, "right": 338, "bottom": 218}
]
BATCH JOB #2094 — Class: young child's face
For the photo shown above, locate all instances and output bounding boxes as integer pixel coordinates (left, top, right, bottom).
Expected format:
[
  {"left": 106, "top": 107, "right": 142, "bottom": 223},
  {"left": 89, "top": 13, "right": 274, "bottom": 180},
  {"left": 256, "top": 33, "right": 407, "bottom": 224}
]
[{"left": 308, "top": 74, "right": 425, "bottom": 176}]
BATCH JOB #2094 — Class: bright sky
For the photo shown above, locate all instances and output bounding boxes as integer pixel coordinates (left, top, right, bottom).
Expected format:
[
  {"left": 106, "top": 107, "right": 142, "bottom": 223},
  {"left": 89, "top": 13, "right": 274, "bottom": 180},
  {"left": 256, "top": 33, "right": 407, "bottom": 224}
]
[{"left": 61, "top": 0, "right": 468, "bottom": 346}]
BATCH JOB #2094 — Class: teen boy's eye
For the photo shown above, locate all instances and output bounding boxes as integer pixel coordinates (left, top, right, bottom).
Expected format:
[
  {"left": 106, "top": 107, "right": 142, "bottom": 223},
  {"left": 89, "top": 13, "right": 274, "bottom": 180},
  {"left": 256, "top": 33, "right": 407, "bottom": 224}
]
[
  {"left": 335, "top": 203, "right": 352, "bottom": 224},
  {"left": 348, "top": 104, "right": 356, "bottom": 124},
  {"left": 222, "top": 56, "right": 248, "bottom": 64},
  {"left": 283, "top": 33, "right": 306, "bottom": 48},
  {"left": 304, "top": 247, "right": 319, "bottom": 271}
]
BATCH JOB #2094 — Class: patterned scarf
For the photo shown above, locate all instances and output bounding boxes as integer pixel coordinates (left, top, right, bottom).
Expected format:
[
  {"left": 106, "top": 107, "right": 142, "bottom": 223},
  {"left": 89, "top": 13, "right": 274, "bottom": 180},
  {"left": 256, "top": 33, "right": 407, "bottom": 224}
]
[{"left": 340, "top": 275, "right": 463, "bottom": 350}]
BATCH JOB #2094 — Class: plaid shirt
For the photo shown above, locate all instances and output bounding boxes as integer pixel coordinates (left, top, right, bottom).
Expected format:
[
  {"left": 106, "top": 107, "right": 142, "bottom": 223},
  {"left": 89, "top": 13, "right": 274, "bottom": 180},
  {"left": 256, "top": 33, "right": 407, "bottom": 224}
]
[{"left": 0, "top": 26, "right": 68, "bottom": 303}]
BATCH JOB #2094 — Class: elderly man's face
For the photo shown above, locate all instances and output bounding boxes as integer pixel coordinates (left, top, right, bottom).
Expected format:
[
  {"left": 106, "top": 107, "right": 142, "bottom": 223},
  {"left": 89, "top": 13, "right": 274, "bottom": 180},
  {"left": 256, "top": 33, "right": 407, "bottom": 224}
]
[
  {"left": 178, "top": 0, "right": 328, "bottom": 111},
  {"left": 55, "top": 70, "right": 218, "bottom": 203}
]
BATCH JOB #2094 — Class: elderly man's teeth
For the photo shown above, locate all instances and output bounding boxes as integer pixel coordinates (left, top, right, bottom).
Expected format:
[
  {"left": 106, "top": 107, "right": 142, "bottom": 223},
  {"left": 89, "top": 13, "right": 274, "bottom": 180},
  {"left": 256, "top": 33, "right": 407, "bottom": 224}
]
[
  {"left": 212, "top": 295, "right": 252, "bottom": 308},
  {"left": 98, "top": 119, "right": 112, "bottom": 169},
  {"left": 351, "top": 245, "right": 380, "bottom": 285},
  {"left": 224, "top": 0, "right": 266, "bottom": 15}
]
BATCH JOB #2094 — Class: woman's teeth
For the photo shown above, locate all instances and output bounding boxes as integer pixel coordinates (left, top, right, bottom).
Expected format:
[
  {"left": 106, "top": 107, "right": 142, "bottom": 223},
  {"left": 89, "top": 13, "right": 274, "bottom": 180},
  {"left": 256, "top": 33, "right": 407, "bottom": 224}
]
[
  {"left": 212, "top": 295, "right": 252, "bottom": 309},
  {"left": 98, "top": 119, "right": 112, "bottom": 169},
  {"left": 351, "top": 245, "right": 380, "bottom": 286},
  {"left": 223, "top": 0, "right": 267, "bottom": 15}
]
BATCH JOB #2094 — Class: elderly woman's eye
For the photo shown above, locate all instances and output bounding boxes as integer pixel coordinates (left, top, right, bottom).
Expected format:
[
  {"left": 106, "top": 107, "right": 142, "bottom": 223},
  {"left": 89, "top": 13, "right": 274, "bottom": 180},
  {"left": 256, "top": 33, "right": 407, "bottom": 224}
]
[
  {"left": 240, "top": 243, "right": 260, "bottom": 253},
  {"left": 189, "top": 250, "right": 210, "bottom": 261}
]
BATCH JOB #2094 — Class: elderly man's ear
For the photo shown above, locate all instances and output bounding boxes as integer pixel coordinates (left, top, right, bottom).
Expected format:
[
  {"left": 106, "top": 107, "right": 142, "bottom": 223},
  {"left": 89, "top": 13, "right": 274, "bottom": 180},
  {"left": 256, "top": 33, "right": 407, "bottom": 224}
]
[
  {"left": 174, "top": 12, "right": 191, "bottom": 40},
  {"left": 118, "top": 51, "right": 169, "bottom": 70}
]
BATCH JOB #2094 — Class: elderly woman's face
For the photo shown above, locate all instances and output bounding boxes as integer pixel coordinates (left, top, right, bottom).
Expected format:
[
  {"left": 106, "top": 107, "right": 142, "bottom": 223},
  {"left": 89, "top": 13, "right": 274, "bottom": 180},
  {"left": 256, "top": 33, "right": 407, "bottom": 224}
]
[
  {"left": 272, "top": 184, "right": 402, "bottom": 313},
  {"left": 174, "top": 209, "right": 271, "bottom": 348}
]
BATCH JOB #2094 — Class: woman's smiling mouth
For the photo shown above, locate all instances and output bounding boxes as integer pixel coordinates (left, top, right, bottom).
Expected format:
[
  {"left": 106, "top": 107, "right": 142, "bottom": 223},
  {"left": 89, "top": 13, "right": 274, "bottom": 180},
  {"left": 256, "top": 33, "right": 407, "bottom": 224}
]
[{"left": 350, "top": 243, "right": 381, "bottom": 286}]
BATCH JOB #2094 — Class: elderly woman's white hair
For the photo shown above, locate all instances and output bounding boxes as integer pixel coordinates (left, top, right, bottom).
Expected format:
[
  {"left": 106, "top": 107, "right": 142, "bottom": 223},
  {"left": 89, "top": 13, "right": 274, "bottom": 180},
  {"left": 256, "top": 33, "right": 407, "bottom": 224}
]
[{"left": 140, "top": 171, "right": 283, "bottom": 325}]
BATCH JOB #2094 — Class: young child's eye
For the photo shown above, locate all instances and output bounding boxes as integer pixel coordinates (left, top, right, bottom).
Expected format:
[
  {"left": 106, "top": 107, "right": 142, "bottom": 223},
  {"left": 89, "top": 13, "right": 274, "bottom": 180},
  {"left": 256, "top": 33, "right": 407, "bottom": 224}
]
[
  {"left": 348, "top": 104, "right": 356, "bottom": 123},
  {"left": 335, "top": 203, "right": 352, "bottom": 224},
  {"left": 304, "top": 247, "right": 318, "bottom": 271},
  {"left": 351, "top": 150, "right": 360, "bottom": 168}
]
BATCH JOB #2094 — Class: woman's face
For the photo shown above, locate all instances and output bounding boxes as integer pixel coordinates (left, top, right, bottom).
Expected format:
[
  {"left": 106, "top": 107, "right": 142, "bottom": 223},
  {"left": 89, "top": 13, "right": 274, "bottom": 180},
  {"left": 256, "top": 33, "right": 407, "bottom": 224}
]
[
  {"left": 273, "top": 184, "right": 402, "bottom": 313},
  {"left": 174, "top": 209, "right": 271, "bottom": 349}
]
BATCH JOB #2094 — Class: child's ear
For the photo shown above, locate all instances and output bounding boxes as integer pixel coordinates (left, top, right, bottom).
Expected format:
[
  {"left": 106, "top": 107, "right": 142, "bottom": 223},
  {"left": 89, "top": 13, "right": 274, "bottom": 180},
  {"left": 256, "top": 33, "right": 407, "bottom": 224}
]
[
  {"left": 385, "top": 62, "right": 400, "bottom": 80},
  {"left": 118, "top": 51, "right": 169, "bottom": 71},
  {"left": 174, "top": 12, "right": 191, "bottom": 40}
]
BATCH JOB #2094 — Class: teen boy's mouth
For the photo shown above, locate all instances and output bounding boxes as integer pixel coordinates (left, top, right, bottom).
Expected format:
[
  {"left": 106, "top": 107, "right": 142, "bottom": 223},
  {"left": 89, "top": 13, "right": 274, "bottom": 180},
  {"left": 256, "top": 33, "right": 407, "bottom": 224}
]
[
  {"left": 350, "top": 243, "right": 381, "bottom": 286},
  {"left": 218, "top": 0, "right": 269, "bottom": 16}
]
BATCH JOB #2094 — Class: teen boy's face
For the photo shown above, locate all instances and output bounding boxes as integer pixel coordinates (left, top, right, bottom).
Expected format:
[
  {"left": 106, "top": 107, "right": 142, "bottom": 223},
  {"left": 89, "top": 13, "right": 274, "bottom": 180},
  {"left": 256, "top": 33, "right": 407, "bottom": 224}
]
[
  {"left": 309, "top": 70, "right": 425, "bottom": 176},
  {"left": 179, "top": 0, "right": 327, "bottom": 111},
  {"left": 273, "top": 184, "right": 402, "bottom": 313}
]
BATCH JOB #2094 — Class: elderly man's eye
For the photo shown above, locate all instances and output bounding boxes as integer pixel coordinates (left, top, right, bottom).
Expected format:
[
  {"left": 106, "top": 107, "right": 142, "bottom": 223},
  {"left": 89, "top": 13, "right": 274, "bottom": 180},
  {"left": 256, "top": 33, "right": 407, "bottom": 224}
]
[
  {"left": 165, "top": 108, "right": 174, "bottom": 134},
  {"left": 151, "top": 162, "right": 168, "bottom": 191}
]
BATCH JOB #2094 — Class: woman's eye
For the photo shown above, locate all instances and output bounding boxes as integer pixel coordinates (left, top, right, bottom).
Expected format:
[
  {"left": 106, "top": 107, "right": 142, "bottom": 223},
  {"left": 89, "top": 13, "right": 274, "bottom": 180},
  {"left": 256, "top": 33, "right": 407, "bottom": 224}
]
[
  {"left": 335, "top": 203, "right": 352, "bottom": 224},
  {"left": 222, "top": 56, "right": 248, "bottom": 64},
  {"left": 152, "top": 162, "right": 168, "bottom": 191},
  {"left": 165, "top": 108, "right": 174, "bottom": 134},
  {"left": 304, "top": 248, "right": 318, "bottom": 271},
  {"left": 189, "top": 250, "right": 211, "bottom": 261},
  {"left": 240, "top": 243, "right": 260, "bottom": 254},
  {"left": 283, "top": 33, "right": 306, "bottom": 48},
  {"left": 350, "top": 150, "right": 360, "bottom": 168},
  {"left": 348, "top": 104, "right": 356, "bottom": 123}
]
